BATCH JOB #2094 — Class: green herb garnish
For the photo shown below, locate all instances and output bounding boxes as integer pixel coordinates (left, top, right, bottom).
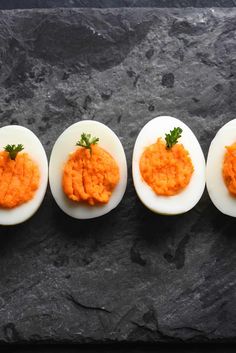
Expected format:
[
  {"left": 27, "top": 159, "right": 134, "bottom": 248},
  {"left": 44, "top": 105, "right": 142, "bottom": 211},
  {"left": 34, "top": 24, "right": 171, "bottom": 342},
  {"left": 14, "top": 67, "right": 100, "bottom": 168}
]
[
  {"left": 76, "top": 133, "right": 99, "bottom": 154},
  {"left": 4, "top": 144, "right": 24, "bottom": 160},
  {"left": 165, "top": 127, "right": 182, "bottom": 149}
]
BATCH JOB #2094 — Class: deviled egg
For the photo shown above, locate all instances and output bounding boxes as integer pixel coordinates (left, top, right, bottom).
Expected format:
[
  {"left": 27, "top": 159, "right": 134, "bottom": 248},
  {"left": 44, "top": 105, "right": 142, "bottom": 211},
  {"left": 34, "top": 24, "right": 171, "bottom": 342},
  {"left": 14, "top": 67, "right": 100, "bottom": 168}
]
[
  {"left": 206, "top": 119, "right": 236, "bottom": 217},
  {"left": 132, "top": 116, "right": 205, "bottom": 215},
  {"left": 49, "top": 120, "right": 127, "bottom": 219},
  {"left": 0, "top": 125, "right": 48, "bottom": 225}
]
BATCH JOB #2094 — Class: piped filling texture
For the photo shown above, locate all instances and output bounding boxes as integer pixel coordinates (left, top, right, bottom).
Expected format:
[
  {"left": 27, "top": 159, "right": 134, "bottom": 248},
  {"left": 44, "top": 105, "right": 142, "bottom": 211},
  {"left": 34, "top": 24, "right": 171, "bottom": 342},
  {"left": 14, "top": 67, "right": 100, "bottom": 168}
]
[
  {"left": 223, "top": 142, "right": 236, "bottom": 197},
  {"left": 63, "top": 145, "right": 120, "bottom": 205},
  {"left": 0, "top": 151, "right": 40, "bottom": 208},
  {"left": 140, "top": 138, "right": 194, "bottom": 196}
]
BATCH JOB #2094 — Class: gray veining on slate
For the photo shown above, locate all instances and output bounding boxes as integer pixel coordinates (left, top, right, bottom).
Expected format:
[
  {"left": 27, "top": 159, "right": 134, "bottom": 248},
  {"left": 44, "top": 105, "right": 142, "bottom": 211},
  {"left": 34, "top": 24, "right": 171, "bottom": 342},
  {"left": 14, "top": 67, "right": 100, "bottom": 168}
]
[{"left": 0, "top": 8, "right": 236, "bottom": 343}]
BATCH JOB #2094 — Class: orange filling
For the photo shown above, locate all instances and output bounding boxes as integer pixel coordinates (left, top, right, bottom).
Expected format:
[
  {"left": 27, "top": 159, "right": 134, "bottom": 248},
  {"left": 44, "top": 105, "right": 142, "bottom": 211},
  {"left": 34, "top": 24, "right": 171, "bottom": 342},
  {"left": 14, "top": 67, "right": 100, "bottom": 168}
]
[
  {"left": 223, "top": 142, "right": 236, "bottom": 196},
  {"left": 140, "top": 138, "right": 194, "bottom": 196},
  {"left": 63, "top": 145, "right": 120, "bottom": 205},
  {"left": 0, "top": 151, "right": 40, "bottom": 208}
]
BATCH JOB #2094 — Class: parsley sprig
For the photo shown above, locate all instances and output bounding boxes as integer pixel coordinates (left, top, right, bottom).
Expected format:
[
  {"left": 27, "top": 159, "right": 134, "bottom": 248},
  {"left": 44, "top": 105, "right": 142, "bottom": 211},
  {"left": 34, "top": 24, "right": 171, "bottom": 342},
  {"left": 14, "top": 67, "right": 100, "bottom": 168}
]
[
  {"left": 165, "top": 127, "right": 182, "bottom": 149},
  {"left": 4, "top": 144, "right": 24, "bottom": 160},
  {"left": 76, "top": 133, "right": 99, "bottom": 154}
]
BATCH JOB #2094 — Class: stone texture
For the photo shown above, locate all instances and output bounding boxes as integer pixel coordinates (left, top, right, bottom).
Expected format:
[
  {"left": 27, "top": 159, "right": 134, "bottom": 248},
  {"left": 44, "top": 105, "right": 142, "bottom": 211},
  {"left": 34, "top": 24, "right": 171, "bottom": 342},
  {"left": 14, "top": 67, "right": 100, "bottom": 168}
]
[{"left": 0, "top": 8, "right": 236, "bottom": 344}]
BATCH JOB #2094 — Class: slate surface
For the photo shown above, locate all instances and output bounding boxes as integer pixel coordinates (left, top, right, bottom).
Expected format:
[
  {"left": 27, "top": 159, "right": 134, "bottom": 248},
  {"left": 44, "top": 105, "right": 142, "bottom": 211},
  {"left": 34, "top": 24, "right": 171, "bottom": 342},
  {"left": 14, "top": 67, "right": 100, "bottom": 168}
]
[{"left": 0, "top": 8, "right": 236, "bottom": 344}]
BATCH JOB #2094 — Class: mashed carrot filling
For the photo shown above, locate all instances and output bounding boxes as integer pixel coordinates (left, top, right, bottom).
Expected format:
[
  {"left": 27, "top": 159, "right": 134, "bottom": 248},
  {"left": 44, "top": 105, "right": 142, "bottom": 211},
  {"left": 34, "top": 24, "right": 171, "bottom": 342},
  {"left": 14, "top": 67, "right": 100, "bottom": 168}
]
[
  {"left": 223, "top": 142, "right": 236, "bottom": 197},
  {"left": 63, "top": 145, "right": 120, "bottom": 205},
  {"left": 0, "top": 151, "right": 40, "bottom": 208},
  {"left": 140, "top": 138, "right": 194, "bottom": 196}
]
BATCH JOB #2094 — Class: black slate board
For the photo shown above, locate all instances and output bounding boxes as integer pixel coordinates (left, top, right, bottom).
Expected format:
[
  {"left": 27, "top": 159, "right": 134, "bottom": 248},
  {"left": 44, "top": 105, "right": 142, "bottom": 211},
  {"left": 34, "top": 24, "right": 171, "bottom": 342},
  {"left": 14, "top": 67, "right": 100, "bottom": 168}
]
[{"left": 0, "top": 7, "right": 236, "bottom": 344}]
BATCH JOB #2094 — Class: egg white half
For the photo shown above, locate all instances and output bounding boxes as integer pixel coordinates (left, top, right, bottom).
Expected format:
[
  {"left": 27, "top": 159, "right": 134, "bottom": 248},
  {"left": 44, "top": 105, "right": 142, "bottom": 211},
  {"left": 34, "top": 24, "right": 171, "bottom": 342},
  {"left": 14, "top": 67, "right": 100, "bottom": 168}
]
[
  {"left": 0, "top": 125, "right": 48, "bottom": 225},
  {"left": 132, "top": 116, "right": 206, "bottom": 215},
  {"left": 206, "top": 120, "right": 236, "bottom": 217},
  {"left": 49, "top": 120, "right": 127, "bottom": 219}
]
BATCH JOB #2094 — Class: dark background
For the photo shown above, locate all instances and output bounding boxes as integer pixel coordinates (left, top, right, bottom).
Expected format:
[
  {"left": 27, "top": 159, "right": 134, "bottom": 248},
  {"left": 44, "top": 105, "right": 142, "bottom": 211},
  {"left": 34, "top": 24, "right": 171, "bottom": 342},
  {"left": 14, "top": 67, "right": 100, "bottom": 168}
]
[
  {"left": 0, "top": 0, "right": 236, "bottom": 9},
  {"left": 1, "top": 0, "right": 236, "bottom": 352},
  {"left": 3, "top": 343, "right": 236, "bottom": 352}
]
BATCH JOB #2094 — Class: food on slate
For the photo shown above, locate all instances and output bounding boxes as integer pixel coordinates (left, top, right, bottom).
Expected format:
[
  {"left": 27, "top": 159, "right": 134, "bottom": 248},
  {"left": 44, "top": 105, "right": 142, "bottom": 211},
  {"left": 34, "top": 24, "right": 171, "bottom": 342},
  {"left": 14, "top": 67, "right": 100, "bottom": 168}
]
[
  {"left": 132, "top": 116, "right": 205, "bottom": 215},
  {"left": 63, "top": 133, "right": 120, "bottom": 205},
  {"left": 139, "top": 127, "right": 194, "bottom": 196},
  {"left": 206, "top": 118, "right": 236, "bottom": 217},
  {"left": 0, "top": 144, "right": 39, "bottom": 208},
  {"left": 0, "top": 125, "right": 48, "bottom": 225},
  {"left": 49, "top": 120, "right": 127, "bottom": 219},
  {"left": 223, "top": 142, "right": 236, "bottom": 197}
]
